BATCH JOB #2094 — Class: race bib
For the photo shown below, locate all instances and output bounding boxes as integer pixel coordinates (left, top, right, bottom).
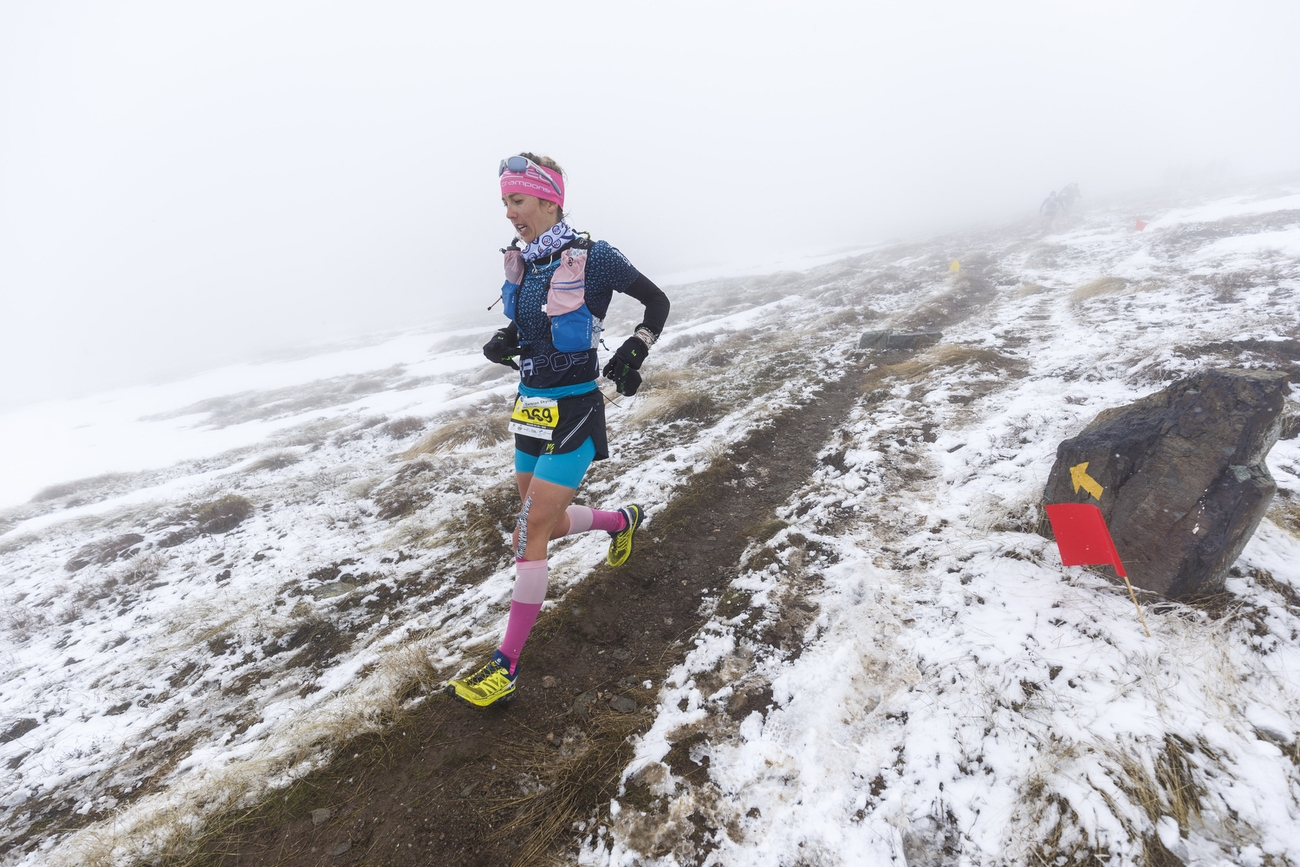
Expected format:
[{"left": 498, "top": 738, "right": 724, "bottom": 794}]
[{"left": 509, "top": 396, "right": 559, "bottom": 440}]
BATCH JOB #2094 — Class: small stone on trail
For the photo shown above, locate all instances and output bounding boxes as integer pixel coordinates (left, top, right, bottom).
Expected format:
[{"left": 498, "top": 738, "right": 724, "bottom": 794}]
[
  {"left": 330, "top": 840, "right": 351, "bottom": 856},
  {"left": 546, "top": 732, "right": 559, "bottom": 746},
  {"left": 542, "top": 675, "right": 558, "bottom": 689},
  {"left": 311, "top": 582, "right": 356, "bottom": 600},
  {"left": 311, "top": 808, "right": 333, "bottom": 826},
  {"left": 572, "top": 692, "right": 596, "bottom": 716},
  {"left": 609, "top": 695, "right": 636, "bottom": 713}
]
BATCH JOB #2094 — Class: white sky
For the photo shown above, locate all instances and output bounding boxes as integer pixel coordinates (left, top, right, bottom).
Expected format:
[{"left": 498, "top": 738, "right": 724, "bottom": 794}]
[{"left": 2, "top": 1, "right": 1298, "bottom": 409}]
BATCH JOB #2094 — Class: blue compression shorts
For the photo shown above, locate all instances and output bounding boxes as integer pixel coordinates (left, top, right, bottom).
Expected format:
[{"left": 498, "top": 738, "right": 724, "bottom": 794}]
[{"left": 514, "top": 436, "right": 597, "bottom": 490}]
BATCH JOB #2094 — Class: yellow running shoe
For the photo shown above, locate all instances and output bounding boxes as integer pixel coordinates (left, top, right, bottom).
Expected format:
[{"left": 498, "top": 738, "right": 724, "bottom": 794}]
[
  {"left": 607, "top": 504, "right": 644, "bottom": 567},
  {"left": 446, "top": 650, "right": 517, "bottom": 708}
]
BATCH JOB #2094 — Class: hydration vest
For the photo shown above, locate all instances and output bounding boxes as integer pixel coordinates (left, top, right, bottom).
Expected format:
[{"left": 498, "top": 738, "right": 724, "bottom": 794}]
[{"left": 500, "top": 236, "right": 602, "bottom": 353}]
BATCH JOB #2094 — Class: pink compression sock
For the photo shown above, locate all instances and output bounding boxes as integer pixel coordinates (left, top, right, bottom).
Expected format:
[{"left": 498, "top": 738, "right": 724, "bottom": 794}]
[
  {"left": 499, "top": 558, "right": 549, "bottom": 674},
  {"left": 564, "top": 505, "right": 627, "bottom": 535}
]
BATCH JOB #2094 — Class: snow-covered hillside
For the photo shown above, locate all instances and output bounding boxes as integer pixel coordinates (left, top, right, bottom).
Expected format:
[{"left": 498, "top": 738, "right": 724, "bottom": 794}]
[{"left": 2, "top": 184, "right": 1299, "bottom": 867}]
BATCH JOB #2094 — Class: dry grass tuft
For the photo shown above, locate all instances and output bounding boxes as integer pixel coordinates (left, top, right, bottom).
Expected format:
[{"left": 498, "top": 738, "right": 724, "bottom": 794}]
[
  {"left": 1015, "top": 282, "right": 1051, "bottom": 298},
  {"left": 433, "top": 482, "right": 518, "bottom": 574},
  {"left": 118, "top": 641, "right": 456, "bottom": 867},
  {"left": 195, "top": 495, "right": 254, "bottom": 535},
  {"left": 1270, "top": 498, "right": 1300, "bottom": 538},
  {"left": 378, "top": 416, "right": 426, "bottom": 439},
  {"left": 486, "top": 702, "right": 648, "bottom": 866},
  {"left": 1022, "top": 784, "right": 1099, "bottom": 867},
  {"left": 243, "top": 452, "right": 300, "bottom": 473},
  {"left": 660, "top": 330, "right": 723, "bottom": 352},
  {"left": 895, "top": 272, "right": 997, "bottom": 331},
  {"left": 865, "top": 345, "right": 1028, "bottom": 391},
  {"left": 1070, "top": 276, "right": 1130, "bottom": 303},
  {"left": 683, "top": 330, "right": 754, "bottom": 369},
  {"left": 30, "top": 473, "right": 132, "bottom": 503},
  {"left": 404, "top": 403, "right": 509, "bottom": 457},
  {"left": 627, "top": 387, "right": 723, "bottom": 427}
]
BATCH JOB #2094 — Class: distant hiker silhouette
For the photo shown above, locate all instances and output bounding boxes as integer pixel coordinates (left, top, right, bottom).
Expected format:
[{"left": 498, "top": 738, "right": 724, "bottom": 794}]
[{"left": 1040, "top": 191, "right": 1060, "bottom": 230}]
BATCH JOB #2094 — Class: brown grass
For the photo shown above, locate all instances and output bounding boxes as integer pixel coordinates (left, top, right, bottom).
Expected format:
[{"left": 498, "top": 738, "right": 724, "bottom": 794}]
[
  {"left": 486, "top": 706, "right": 648, "bottom": 866},
  {"left": 1069, "top": 277, "right": 1130, "bottom": 303},
  {"left": 243, "top": 453, "right": 300, "bottom": 473},
  {"left": 686, "top": 331, "right": 755, "bottom": 369},
  {"left": 1015, "top": 282, "right": 1050, "bottom": 298},
  {"left": 195, "top": 495, "right": 254, "bottom": 535},
  {"left": 894, "top": 271, "right": 998, "bottom": 332},
  {"left": 660, "top": 330, "right": 723, "bottom": 352},
  {"left": 626, "top": 386, "right": 723, "bottom": 427},
  {"left": 378, "top": 416, "right": 426, "bottom": 439},
  {"left": 1270, "top": 498, "right": 1300, "bottom": 538},
  {"left": 864, "top": 345, "right": 1028, "bottom": 390},
  {"left": 30, "top": 472, "right": 132, "bottom": 503},
  {"left": 404, "top": 404, "right": 509, "bottom": 457}
]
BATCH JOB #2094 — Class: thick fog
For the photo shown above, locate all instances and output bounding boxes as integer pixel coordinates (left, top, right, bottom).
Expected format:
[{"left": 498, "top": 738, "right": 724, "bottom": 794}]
[{"left": 2, "top": 1, "right": 1297, "bottom": 410}]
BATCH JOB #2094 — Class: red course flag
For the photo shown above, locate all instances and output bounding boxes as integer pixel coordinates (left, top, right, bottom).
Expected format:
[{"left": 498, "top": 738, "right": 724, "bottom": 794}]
[
  {"left": 1044, "top": 503, "right": 1151, "bottom": 636},
  {"left": 1044, "top": 503, "right": 1126, "bottom": 576},
  {"left": 1135, "top": 219, "right": 1148, "bottom": 231}
]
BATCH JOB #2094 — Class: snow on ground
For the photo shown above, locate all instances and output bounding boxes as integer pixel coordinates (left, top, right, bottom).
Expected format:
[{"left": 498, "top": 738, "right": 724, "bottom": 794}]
[
  {"left": 2, "top": 183, "right": 1299, "bottom": 866},
  {"left": 583, "top": 186, "right": 1300, "bottom": 866},
  {"left": 0, "top": 241, "right": 866, "bottom": 865},
  {"left": 0, "top": 327, "right": 493, "bottom": 510}
]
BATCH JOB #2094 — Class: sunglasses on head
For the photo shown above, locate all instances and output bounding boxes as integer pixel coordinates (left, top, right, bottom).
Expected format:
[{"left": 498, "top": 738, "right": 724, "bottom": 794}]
[{"left": 499, "top": 155, "right": 562, "bottom": 200}]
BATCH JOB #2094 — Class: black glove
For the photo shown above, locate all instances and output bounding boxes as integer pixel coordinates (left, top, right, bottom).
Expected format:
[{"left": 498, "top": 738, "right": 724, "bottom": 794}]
[
  {"left": 483, "top": 329, "right": 520, "bottom": 370},
  {"left": 602, "top": 336, "right": 649, "bottom": 396}
]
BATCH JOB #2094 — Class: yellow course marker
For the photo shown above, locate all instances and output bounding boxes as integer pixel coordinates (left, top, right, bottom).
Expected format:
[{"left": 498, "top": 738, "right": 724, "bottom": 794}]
[
  {"left": 949, "top": 260, "right": 961, "bottom": 273},
  {"left": 1070, "top": 462, "right": 1104, "bottom": 500}
]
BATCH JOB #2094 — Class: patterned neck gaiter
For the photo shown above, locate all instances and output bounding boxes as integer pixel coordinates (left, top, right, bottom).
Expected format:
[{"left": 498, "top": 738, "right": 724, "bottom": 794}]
[{"left": 520, "top": 220, "right": 576, "bottom": 263}]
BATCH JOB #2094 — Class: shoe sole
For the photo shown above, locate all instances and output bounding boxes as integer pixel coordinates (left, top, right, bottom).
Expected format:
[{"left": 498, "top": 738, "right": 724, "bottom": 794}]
[{"left": 445, "top": 683, "right": 517, "bottom": 708}]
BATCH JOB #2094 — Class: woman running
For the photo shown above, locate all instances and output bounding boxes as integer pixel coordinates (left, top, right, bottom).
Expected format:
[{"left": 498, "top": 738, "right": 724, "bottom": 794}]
[{"left": 447, "top": 153, "right": 670, "bottom": 708}]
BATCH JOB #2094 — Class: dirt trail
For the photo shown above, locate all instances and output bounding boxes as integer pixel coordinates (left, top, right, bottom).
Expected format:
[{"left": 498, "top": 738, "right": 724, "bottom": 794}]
[{"left": 177, "top": 356, "right": 889, "bottom": 867}]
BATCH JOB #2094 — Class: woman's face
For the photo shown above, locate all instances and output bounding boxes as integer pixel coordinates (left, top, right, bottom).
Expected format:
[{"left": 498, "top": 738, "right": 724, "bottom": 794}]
[{"left": 503, "top": 193, "right": 559, "bottom": 244}]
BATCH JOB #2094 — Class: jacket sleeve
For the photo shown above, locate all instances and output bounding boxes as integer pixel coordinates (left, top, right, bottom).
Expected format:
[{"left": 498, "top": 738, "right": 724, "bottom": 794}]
[{"left": 621, "top": 273, "right": 670, "bottom": 337}]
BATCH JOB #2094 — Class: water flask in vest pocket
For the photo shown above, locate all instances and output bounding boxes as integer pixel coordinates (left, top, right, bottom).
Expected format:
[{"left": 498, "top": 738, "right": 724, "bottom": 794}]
[{"left": 547, "top": 250, "right": 596, "bottom": 351}]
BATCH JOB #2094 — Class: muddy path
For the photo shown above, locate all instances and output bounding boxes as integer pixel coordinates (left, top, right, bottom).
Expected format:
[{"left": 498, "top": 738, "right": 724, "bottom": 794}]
[{"left": 174, "top": 353, "right": 894, "bottom": 867}]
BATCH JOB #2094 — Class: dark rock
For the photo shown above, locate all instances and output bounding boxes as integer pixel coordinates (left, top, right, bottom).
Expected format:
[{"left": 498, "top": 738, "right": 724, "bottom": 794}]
[
  {"left": 158, "top": 528, "right": 196, "bottom": 549},
  {"left": 858, "top": 329, "right": 943, "bottom": 351},
  {"left": 65, "top": 533, "right": 145, "bottom": 572},
  {"left": 1043, "top": 369, "right": 1288, "bottom": 598},
  {"left": 609, "top": 695, "right": 637, "bottom": 713},
  {"left": 571, "top": 692, "right": 597, "bottom": 716},
  {"left": 1, "top": 718, "right": 38, "bottom": 744}
]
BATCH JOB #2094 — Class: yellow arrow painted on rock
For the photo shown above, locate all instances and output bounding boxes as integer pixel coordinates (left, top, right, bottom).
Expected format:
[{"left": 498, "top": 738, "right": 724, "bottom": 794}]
[{"left": 1070, "top": 462, "right": 1104, "bottom": 500}]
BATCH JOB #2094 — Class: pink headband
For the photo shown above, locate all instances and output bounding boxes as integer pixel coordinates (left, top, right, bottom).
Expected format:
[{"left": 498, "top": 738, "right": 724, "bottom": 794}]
[{"left": 500, "top": 162, "right": 565, "bottom": 208}]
